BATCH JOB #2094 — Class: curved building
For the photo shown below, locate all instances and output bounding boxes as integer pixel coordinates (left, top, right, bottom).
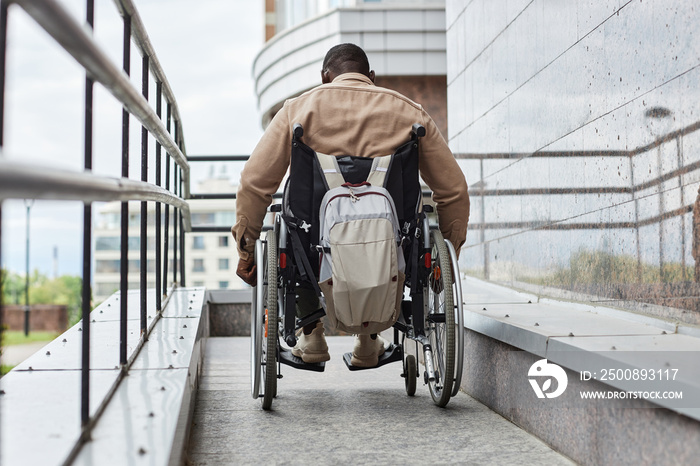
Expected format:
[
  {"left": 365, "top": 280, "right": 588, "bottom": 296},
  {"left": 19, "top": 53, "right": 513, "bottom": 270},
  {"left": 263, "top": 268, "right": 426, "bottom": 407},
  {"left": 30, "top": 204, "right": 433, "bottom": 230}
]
[{"left": 253, "top": 1, "right": 448, "bottom": 136}]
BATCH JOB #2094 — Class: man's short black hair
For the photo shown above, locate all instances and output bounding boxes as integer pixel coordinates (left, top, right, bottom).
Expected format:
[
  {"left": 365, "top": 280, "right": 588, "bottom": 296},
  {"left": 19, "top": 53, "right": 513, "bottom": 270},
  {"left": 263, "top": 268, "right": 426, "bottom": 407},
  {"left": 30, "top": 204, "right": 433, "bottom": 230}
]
[{"left": 322, "top": 43, "right": 371, "bottom": 76}]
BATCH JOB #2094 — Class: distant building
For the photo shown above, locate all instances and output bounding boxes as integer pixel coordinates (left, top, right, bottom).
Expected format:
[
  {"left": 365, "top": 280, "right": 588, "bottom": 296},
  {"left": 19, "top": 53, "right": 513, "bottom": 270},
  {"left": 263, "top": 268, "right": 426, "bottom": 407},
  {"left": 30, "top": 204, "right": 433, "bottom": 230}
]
[
  {"left": 256, "top": 0, "right": 448, "bottom": 135},
  {"left": 93, "top": 175, "right": 242, "bottom": 303}
]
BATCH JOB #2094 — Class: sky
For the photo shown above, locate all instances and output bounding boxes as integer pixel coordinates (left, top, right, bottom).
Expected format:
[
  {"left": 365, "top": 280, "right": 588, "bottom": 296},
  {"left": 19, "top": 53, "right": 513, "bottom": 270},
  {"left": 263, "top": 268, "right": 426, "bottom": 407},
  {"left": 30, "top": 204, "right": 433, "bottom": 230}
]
[{"left": 1, "top": 0, "right": 264, "bottom": 276}]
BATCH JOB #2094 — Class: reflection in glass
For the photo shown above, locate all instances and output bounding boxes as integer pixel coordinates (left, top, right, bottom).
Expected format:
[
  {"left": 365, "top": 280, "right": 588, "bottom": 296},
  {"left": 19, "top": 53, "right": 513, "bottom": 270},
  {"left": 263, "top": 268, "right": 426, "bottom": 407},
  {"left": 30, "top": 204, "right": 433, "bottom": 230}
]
[{"left": 448, "top": 1, "right": 700, "bottom": 319}]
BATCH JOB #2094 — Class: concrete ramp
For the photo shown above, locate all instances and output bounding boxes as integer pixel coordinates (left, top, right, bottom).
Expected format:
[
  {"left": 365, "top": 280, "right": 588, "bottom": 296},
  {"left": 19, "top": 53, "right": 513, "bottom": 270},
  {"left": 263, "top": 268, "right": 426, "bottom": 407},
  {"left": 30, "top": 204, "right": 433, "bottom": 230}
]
[{"left": 188, "top": 336, "right": 573, "bottom": 465}]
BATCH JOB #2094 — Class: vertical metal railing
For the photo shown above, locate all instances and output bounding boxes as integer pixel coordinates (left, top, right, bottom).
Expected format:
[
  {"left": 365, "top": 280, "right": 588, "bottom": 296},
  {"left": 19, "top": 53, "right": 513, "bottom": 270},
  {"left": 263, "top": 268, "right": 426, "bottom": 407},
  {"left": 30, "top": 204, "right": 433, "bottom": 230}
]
[
  {"left": 0, "top": 0, "right": 194, "bottom": 462},
  {"left": 179, "top": 158, "right": 186, "bottom": 285},
  {"left": 173, "top": 123, "right": 179, "bottom": 285},
  {"left": 80, "top": 0, "right": 94, "bottom": 429},
  {"left": 163, "top": 103, "right": 172, "bottom": 294},
  {"left": 0, "top": 0, "right": 6, "bottom": 449},
  {"left": 140, "top": 52, "right": 149, "bottom": 334},
  {"left": 155, "top": 81, "right": 163, "bottom": 311},
  {"left": 119, "top": 10, "right": 131, "bottom": 367}
]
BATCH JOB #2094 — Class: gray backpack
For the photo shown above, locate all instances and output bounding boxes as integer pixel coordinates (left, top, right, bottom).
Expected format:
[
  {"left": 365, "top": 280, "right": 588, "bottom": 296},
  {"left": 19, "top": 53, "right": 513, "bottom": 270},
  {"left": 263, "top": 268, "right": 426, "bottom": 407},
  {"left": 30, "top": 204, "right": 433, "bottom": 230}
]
[{"left": 316, "top": 152, "right": 406, "bottom": 335}]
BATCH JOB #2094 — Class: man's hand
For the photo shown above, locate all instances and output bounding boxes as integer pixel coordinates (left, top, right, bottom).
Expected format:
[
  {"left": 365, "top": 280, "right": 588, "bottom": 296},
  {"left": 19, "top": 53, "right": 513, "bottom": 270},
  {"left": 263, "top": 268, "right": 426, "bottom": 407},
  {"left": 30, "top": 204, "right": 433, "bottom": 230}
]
[{"left": 236, "top": 256, "right": 257, "bottom": 286}]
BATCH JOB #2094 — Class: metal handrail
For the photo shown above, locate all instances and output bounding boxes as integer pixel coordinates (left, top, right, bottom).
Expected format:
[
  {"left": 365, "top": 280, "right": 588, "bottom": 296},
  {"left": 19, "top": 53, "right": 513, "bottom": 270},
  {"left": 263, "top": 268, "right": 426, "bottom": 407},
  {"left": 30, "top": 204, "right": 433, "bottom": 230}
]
[
  {"left": 112, "top": 0, "right": 187, "bottom": 155},
  {"left": 0, "top": 159, "right": 192, "bottom": 231},
  {"left": 0, "top": 0, "right": 195, "bottom": 462},
  {"left": 13, "top": 0, "right": 191, "bottom": 198}
]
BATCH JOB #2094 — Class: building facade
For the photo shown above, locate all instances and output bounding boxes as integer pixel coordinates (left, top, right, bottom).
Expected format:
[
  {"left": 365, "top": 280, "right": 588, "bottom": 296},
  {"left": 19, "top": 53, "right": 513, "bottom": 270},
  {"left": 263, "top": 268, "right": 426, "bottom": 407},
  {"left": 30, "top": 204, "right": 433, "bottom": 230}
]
[
  {"left": 93, "top": 177, "right": 242, "bottom": 303},
  {"left": 255, "top": 0, "right": 448, "bottom": 136}
]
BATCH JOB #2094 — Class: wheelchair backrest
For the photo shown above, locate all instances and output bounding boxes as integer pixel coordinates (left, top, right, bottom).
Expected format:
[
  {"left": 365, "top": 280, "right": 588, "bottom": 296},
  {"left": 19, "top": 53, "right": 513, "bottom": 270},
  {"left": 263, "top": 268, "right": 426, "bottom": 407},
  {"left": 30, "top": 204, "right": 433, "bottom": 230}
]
[{"left": 282, "top": 125, "right": 422, "bottom": 276}]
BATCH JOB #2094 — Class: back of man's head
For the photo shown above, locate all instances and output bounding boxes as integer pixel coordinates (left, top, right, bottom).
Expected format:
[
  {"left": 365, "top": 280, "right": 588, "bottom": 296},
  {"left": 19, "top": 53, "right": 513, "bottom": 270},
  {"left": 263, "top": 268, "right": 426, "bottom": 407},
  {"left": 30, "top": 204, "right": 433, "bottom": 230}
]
[{"left": 322, "top": 43, "right": 371, "bottom": 78}]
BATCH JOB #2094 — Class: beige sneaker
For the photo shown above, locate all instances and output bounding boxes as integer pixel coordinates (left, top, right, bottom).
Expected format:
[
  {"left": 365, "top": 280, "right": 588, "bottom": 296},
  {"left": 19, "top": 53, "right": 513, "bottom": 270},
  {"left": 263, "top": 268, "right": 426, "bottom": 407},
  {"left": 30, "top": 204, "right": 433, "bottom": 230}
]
[
  {"left": 291, "top": 321, "right": 330, "bottom": 363},
  {"left": 350, "top": 334, "right": 389, "bottom": 368}
]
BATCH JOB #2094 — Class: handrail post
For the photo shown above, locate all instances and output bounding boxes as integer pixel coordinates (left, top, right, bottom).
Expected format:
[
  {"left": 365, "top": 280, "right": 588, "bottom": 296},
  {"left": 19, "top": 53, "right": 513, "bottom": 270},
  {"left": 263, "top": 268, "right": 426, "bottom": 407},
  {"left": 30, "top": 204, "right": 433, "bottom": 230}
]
[
  {"left": 0, "top": 2, "right": 7, "bottom": 446},
  {"left": 140, "top": 53, "right": 149, "bottom": 334},
  {"left": 173, "top": 121, "right": 179, "bottom": 286},
  {"left": 179, "top": 138, "right": 185, "bottom": 286},
  {"left": 163, "top": 102, "right": 171, "bottom": 293},
  {"left": 81, "top": 0, "right": 94, "bottom": 430},
  {"left": 155, "top": 81, "right": 162, "bottom": 310},
  {"left": 23, "top": 200, "right": 31, "bottom": 336},
  {"left": 0, "top": 0, "right": 7, "bottom": 148},
  {"left": 173, "top": 167, "right": 178, "bottom": 285},
  {"left": 119, "top": 11, "right": 131, "bottom": 367}
]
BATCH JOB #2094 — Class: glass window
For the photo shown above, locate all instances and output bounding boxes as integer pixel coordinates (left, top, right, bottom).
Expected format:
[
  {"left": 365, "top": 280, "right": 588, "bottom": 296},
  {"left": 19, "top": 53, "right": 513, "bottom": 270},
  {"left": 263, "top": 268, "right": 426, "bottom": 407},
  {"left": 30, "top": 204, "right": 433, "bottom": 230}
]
[
  {"left": 192, "top": 213, "right": 216, "bottom": 225},
  {"left": 218, "top": 236, "right": 229, "bottom": 247},
  {"left": 96, "top": 236, "right": 141, "bottom": 251},
  {"left": 96, "top": 237, "right": 120, "bottom": 251},
  {"left": 215, "top": 211, "right": 236, "bottom": 226},
  {"left": 97, "top": 212, "right": 120, "bottom": 230},
  {"left": 193, "top": 281, "right": 204, "bottom": 286},
  {"left": 218, "top": 258, "right": 230, "bottom": 270},
  {"left": 95, "top": 259, "right": 141, "bottom": 273},
  {"left": 193, "top": 259, "right": 205, "bottom": 273},
  {"left": 192, "top": 236, "right": 205, "bottom": 250},
  {"left": 95, "top": 283, "right": 119, "bottom": 297},
  {"left": 129, "top": 213, "right": 140, "bottom": 228},
  {"left": 128, "top": 260, "right": 140, "bottom": 273},
  {"left": 219, "top": 281, "right": 229, "bottom": 289},
  {"left": 96, "top": 259, "right": 120, "bottom": 273}
]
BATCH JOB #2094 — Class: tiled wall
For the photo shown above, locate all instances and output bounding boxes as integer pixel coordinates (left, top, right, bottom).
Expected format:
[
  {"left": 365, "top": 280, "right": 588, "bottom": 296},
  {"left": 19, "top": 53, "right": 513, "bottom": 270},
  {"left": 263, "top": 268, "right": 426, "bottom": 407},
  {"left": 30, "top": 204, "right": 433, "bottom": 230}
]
[{"left": 446, "top": 0, "right": 700, "bottom": 314}]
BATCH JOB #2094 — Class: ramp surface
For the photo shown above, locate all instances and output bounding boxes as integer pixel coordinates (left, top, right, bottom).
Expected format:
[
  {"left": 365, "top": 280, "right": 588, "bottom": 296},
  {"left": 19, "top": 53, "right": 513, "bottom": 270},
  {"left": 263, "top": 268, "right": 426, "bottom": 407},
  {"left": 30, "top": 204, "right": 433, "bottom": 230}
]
[{"left": 187, "top": 336, "right": 574, "bottom": 465}]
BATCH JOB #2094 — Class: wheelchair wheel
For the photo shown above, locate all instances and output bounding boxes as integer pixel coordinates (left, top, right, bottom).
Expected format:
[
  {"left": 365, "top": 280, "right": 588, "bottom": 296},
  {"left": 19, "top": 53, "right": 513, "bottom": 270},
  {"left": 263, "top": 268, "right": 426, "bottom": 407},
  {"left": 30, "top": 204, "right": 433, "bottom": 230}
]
[
  {"left": 424, "top": 230, "right": 455, "bottom": 407},
  {"left": 250, "top": 240, "right": 264, "bottom": 400},
  {"left": 404, "top": 354, "right": 417, "bottom": 396},
  {"left": 443, "top": 238, "right": 464, "bottom": 397},
  {"left": 261, "top": 230, "right": 279, "bottom": 410}
]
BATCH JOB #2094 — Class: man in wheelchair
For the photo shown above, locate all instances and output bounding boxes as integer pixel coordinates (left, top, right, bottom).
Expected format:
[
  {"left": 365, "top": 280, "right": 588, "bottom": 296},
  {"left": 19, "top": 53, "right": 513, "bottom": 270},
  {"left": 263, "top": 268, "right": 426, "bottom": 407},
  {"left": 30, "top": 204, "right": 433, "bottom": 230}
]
[{"left": 233, "top": 43, "right": 469, "bottom": 369}]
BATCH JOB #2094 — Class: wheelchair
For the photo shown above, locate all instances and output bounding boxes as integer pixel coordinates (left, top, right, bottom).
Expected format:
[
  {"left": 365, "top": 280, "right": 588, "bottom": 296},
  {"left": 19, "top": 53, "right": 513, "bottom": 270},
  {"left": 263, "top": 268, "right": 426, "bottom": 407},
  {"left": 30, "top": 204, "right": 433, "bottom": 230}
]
[{"left": 251, "top": 123, "right": 464, "bottom": 410}]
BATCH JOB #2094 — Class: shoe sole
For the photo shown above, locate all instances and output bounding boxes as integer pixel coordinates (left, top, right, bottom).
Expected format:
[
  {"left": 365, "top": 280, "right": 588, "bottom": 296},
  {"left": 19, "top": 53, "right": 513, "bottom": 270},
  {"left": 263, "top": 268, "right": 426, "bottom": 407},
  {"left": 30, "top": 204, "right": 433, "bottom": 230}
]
[
  {"left": 292, "top": 349, "right": 330, "bottom": 363},
  {"left": 350, "top": 347, "right": 388, "bottom": 368},
  {"left": 350, "top": 355, "right": 379, "bottom": 368}
]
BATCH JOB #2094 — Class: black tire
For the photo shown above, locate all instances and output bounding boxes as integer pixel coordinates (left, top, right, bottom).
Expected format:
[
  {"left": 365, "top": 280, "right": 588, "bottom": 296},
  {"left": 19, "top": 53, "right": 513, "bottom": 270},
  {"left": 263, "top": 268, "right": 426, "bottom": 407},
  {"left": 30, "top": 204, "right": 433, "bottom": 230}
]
[
  {"left": 404, "top": 354, "right": 417, "bottom": 397},
  {"left": 425, "top": 230, "right": 455, "bottom": 407},
  {"left": 250, "top": 241, "right": 264, "bottom": 399},
  {"left": 261, "top": 230, "right": 278, "bottom": 410}
]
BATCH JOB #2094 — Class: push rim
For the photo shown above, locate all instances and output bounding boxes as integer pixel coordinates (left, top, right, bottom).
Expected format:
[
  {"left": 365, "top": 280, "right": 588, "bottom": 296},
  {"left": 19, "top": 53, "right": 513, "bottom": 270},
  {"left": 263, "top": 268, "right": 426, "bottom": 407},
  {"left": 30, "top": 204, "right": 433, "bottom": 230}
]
[
  {"left": 261, "top": 230, "right": 278, "bottom": 410},
  {"left": 250, "top": 239, "right": 265, "bottom": 399},
  {"left": 425, "top": 230, "right": 455, "bottom": 407},
  {"left": 443, "top": 238, "right": 464, "bottom": 397}
]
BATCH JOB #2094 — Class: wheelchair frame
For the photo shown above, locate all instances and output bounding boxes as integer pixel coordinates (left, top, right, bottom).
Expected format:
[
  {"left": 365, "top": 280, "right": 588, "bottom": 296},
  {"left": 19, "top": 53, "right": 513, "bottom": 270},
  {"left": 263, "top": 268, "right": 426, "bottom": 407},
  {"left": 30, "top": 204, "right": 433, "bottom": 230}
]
[{"left": 251, "top": 124, "right": 464, "bottom": 410}]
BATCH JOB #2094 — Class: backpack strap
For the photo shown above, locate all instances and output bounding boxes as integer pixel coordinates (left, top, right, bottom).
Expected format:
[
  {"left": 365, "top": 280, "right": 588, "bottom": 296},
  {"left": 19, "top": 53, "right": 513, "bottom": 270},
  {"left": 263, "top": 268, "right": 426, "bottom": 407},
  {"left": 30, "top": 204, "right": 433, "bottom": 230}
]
[
  {"left": 315, "top": 152, "right": 345, "bottom": 190},
  {"left": 366, "top": 154, "right": 392, "bottom": 187},
  {"left": 289, "top": 225, "right": 323, "bottom": 296}
]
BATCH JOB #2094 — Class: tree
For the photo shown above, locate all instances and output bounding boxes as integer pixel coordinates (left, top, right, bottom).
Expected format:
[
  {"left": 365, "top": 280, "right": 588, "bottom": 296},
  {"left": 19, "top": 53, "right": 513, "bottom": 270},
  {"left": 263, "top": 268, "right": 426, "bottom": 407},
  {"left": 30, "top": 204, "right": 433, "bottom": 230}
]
[
  {"left": 1, "top": 269, "right": 86, "bottom": 326},
  {"left": 0, "top": 269, "right": 25, "bottom": 305}
]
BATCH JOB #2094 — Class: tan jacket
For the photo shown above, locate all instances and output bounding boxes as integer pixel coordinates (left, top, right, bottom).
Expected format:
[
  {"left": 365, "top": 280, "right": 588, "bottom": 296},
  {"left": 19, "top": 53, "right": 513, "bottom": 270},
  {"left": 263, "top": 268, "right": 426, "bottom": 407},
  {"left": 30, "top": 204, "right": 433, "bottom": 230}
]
[{"left": 233, "top": 73, "right": 470, "bottom": 260}]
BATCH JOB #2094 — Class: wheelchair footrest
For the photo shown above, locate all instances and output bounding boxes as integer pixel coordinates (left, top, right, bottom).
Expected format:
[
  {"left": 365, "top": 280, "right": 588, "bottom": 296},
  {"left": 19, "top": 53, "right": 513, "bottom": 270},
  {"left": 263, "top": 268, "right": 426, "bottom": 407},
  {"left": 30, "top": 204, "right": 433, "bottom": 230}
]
[
  {"left": 278, "top": 347, "right": 326, "bottom": 372},
  {"left": 342, "top": 344, "right": 403, "bottom": 371}
]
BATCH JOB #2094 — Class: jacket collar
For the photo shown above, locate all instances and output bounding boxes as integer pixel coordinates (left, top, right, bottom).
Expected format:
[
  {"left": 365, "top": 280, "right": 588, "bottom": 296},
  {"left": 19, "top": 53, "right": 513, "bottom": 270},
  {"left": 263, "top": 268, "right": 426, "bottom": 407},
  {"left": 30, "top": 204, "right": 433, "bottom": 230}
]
[{"left": 331, "top": 72, "right": 375, "bottom": 86}]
